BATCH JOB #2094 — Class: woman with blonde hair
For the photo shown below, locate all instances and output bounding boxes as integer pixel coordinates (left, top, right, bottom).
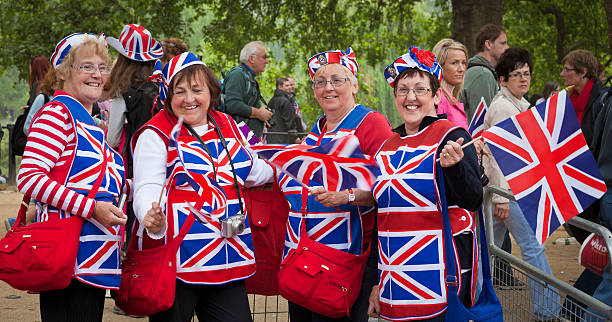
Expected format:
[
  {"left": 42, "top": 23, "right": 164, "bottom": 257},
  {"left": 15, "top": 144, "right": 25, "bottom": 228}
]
[
  {"left": 432, "top": 38, "right": 469, "bottom": 129},
  {"left": 17, "top": 33, "right": 129, "bottom": 321}
]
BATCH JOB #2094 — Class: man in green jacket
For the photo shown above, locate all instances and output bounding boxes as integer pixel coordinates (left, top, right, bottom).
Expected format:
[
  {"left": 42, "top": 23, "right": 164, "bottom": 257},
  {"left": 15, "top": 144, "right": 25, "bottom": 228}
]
[
  {"left": 224, "top": 41, "right": 273, "bottom": 138},
  {"left": 460, "top": 24, "right": 509, "bottom": 122}
]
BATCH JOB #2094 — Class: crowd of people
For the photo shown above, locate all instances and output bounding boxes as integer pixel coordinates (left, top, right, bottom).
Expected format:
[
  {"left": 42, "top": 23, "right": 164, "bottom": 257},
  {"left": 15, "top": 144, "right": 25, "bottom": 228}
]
[{"left": 7, "top": 21, "right": 612, "bottom": 322}]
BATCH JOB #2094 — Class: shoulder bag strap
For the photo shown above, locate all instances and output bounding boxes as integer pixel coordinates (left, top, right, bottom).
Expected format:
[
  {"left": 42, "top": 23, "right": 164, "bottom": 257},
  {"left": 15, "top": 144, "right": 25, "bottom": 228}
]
[
  {"left": 15, "top": 138, "right": 109, "bottom": 228},
  {"left": 437, "top": 163, "right": 493, "bottom": 287}
]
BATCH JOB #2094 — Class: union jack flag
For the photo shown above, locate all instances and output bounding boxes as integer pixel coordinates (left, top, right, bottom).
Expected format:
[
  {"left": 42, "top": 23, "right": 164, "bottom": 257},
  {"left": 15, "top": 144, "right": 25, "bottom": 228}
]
[
  {"left": 116, "top": 24, "right": 163, "bottom": 61},
  {"left": 167, "top": 117, "right": 227, "bottom": 220},
  {"left": 378, "top": 230, "right": 446, "bottom": 316},
  {"left": 250, "top": 135, "right": 379, "bottom": 190},
  {"left": 468, "top": 97, "right": 487, "bottom": 138},
  {"left": 373, "top": 145, "right": 438, "bottom": 213},
  {"left": 482, "top": 90, "right": 607, "bottom": 244},
  {"left": 173, "top": 202, "right": 254, "bottom": 275}
]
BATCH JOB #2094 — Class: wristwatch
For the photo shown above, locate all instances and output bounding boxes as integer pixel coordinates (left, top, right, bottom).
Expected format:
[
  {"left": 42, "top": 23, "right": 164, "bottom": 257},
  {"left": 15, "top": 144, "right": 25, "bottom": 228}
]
[{"left": 348, "top": 188, "right": 355, "bottom": 204}]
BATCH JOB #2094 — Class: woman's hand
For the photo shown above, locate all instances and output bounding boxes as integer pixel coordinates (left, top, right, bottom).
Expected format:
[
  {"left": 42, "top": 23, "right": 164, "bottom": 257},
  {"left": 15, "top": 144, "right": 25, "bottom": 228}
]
[
  {"left": 440, "top": 137, "right": 464, "bottom": 168},
  {"left": 367, "top": 285, "right": 380, "bottom": 318},
  {"left": 311, "top": 187, "right": 349, "bottom": 207},
  {"left": 93, "top": 201, "right": 127, "bottom": 227},
  {"left": 143, "top": 202, "right": 165, "bottom": 234},
  {"left": 493, "top": 202, "right": 510, "bottom": 221}
]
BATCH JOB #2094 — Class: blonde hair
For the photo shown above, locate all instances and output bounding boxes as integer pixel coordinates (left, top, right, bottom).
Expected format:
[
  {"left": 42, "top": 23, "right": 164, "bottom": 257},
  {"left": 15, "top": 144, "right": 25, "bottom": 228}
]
[
  {"left": 432, "top": 38, "right": 468, "bottom": 104},
  {"left": 55, "top": 38, "right": 111, "bottom": 89}
]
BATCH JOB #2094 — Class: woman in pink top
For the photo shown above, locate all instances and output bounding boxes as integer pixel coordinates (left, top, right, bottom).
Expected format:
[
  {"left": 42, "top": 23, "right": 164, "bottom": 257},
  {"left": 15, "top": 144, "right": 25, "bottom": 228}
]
[{"left": 432, "top": 39, "right": 468, "bottom": 129}]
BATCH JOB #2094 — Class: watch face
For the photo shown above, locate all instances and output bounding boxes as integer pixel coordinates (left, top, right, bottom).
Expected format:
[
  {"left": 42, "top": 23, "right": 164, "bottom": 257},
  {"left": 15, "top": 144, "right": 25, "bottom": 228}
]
[{"left": 348, "top": 190, "right": 355, "bottom": 202}]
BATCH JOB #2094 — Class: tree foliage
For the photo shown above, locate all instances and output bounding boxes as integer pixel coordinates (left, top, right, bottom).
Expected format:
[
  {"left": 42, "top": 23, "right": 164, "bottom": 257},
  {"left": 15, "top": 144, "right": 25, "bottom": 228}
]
[{"left": 0, "top": 0, "right": 609, "bottom": 127}]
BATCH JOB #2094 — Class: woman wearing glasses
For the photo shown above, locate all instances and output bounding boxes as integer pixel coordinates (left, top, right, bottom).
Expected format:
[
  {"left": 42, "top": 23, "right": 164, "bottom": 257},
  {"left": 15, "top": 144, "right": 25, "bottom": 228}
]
[
  {"left": 16, "top": 33, "right": 129, "bottom": 321},
  {"left": 366, "top": 47, "right": 482, "bottom": 321},
  {"left": 282, "top": 48, "right": 393, "bottom": 321},
  {"left": 483, "top": 48, "right": 559, "bottom": 320},
  {"left": 560, "top": 49, "right": 603, "bottom": 146}
]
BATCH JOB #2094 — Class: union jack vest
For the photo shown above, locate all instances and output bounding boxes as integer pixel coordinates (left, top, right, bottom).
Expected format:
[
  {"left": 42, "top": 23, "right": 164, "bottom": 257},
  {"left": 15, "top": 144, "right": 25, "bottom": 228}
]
[
  {"left": 281, "top": 104, "right": 376, "bottom": 257},
  {"left": 38, "top": 94, "right": 126, "bottom": 289},
  {"left": 135, "top": 110, "right": 256, "bottom": 284},
  {"left": 373, "top": 120, "right": 477, "bottom": 321}
]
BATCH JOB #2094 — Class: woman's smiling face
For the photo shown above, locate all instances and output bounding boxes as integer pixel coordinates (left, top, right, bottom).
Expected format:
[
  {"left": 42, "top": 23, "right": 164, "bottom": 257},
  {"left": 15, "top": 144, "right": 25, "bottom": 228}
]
[
  {"left": 170, "top": 70, "right": 211, "bottom": 127},
  {"left": 394, "top": 72, "right": 440, "bottom": 135}
]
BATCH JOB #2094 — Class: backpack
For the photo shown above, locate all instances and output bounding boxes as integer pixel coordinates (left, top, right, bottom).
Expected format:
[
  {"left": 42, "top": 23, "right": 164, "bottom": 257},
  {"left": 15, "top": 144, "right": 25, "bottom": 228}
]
[
  {"left": 216, "top": 66, "right": 261, "bottom": 113},
  {"left": 122, "top": 81, "right": 160, "bottom": 176},
  {"left": 11, "top": 93, "right": 49, "bottom": 156}
]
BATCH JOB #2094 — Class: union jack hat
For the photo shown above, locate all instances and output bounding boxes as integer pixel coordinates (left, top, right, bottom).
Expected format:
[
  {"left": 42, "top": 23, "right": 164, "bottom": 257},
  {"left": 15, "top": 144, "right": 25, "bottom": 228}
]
[
  {"left": 148, "top": 52, "right": 205, "bottom": 104},
  {"left": 384, "top": 46, "right": 443, "bottom": 88},
  {"left": 107, "top": 24, "right": 163, "bottom": 61},
  {"left": 50, "top": 33, "right": 106, "bottom": 69},
  {"left": 307, "top": 47, "right": 358, "bottom": 80}
]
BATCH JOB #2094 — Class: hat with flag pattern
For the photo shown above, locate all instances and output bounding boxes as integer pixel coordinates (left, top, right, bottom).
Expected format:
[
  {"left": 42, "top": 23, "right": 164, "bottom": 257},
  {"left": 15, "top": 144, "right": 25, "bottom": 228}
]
[
  {"left": 307, "top": 47, "right": 358, "bottom": 80},
  {"left": 148, "top": 52, "right": 205, "bottom": 104},
  {"left": 50, "top": 33, "right": 107, "bottom": 69},
  {"left": 384, "top": 46, "right": 443, "bottom": 88},
  {"left": 107, "top": 24, "right": 163, "bottom": 61}
]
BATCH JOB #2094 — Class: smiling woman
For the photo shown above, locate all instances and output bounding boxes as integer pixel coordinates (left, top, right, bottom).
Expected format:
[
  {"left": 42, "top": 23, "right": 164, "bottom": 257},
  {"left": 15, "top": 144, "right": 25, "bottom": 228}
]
[
  {"left": 16, "top": 33, "right": 130, "bottom": 321},
  {"left": 280, "top": 47, "right": 393, "bottom": 322},
  {"left": 368, "top": 46, "right": 483, "bottom": 321},
  {"left": 131, "top": 52, "right": 274, "bottom": 322}
]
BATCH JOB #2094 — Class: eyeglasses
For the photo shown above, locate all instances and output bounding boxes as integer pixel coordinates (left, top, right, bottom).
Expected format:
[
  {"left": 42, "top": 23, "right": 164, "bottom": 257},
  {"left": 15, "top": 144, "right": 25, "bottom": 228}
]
[
  {"left": 395, "top": 87, "right": 431, "bottom": 97},
  {"left": 561, "top": 67, "right": 577, "bottom": 73},
  {"left": 312, "top": 78, "right": 349, "bottom": 88},
  {"left": 71, "top": 64, "right": 111, "bottom": 75},
  {"left": 508, "top": 71, "right": 531, "bottom": 79}
]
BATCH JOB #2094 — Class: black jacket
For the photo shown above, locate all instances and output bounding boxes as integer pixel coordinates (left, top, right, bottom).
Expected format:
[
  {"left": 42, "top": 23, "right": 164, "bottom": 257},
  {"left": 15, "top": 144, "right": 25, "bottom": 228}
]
[
  {"left": 267, "top": 89, "right": 303, "bottom": 144},
  {"left": 582, "top": 78, "right": 604, "bottom": 148}
]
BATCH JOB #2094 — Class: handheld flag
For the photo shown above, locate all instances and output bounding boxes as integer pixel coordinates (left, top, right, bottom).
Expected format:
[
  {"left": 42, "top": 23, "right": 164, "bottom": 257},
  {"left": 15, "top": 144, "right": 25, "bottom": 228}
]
[
  {"left": 468, "top": 97, "right": 488, "bottom": 138},
  {"left": 482, "top": 90, "right": 606, "bottom": 244},
  {"left": 250, "top": 135, "right": 380, "bottom": 191}
]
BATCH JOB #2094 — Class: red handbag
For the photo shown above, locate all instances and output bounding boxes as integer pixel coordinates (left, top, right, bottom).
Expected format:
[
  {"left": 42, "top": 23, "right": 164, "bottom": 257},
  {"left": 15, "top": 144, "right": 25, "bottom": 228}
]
[
  {"left": 0, "top": 150, "right": 107, "bottom": 292},
  {"left": 243, "top": 177, "right": 289, "bottom": 296},
  {"left": 0, "top": 197, "right": 83, "bottom": 292},
  {"left": 277, "top": 188, "right": 370, "bottom": 318},
  {"left": 114, "top": 212, "right": 196, "bottom": 316}
]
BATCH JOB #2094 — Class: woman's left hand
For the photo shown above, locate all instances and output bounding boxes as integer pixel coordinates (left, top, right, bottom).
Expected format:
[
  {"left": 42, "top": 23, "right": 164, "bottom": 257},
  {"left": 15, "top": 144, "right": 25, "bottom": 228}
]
[
  {"left": 311, "top": 187, "right": 349, "bottom": 207},
  {"left": 440, "top": 137, "right": 464, "bottom": 168}
]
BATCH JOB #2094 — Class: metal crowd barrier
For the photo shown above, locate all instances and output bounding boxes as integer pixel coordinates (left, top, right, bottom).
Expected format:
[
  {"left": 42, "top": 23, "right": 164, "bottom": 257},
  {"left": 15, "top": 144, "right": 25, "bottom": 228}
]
[{"left": 484, "top": 186, "right": 612, "bottom": 321}]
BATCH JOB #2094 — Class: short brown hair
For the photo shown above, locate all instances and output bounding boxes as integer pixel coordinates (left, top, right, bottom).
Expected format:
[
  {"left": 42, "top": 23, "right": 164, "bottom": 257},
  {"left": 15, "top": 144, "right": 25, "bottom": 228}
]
[
  {"left": 561, "top": 49, "right": 599, "bottom": 79},
  {"left": 276, "top": 77, "right": 289, "bottom": 89},
  {"left": 475, "top": 24, "right": 506, "bottom": 53},
  {"left": 393, "top": 68, "right": 440, "bottom": 97},
  {"left": 164, "top": 65, "right": 221, "bottom": 113},
  {"left": 161, "top": 38, "right": 189, "bottom": 66}
]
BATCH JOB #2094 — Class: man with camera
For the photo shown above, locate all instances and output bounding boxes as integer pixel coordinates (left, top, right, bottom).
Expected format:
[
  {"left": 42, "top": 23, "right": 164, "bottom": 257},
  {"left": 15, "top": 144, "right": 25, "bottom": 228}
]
[
  {"left": 224, "top": 41, "right": 273, "bottom": 138},
  {"left": 267, "top": 76, "right": 305, "bottom": 144}
]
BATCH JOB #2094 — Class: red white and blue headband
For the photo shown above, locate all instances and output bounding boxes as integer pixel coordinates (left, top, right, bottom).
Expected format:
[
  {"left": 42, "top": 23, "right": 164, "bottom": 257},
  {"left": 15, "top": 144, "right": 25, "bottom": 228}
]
[
  {"left": 50, "top": 33, "right": 106, "bottom": 69},
  {"left": 384, "top": 46, "right": 443, "bottom": 88},
  {"left": 148, "top": 52, "right": 205, "bottom": 104},
  {"left": 307, "top": 47, "right": 358, "bottom": 80},
  {"left": 107, "top": 24, "right": 163, "bottom": 62}
]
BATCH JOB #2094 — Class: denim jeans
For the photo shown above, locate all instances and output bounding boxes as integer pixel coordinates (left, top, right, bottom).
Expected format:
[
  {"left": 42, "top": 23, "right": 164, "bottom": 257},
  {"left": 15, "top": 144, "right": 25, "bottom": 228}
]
[
  {"left": 493, "top": 201, "right": 561, "bottom": 319},
  {"left": 587, "top": 189, "right": 612, "bottom": 321}
]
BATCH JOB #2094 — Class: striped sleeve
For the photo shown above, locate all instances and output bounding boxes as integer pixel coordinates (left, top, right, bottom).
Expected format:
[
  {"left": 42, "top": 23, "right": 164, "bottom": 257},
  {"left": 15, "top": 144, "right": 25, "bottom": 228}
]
[{"left": 17, "top": 103, "right": 97, "bottom": 218}]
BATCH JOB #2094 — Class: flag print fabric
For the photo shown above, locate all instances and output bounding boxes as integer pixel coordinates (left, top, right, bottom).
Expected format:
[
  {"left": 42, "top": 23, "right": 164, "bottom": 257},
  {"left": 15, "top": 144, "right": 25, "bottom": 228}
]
[
  {"left": 482, "top": 90, "right": 606, "bottom": 244},
  {"left": 250, "top": 134, "right": 380, "bottom": 191},
  {"left": 468, "top": 97, "right": 488, "bottom": 138},
  {"left": 167, "top": 116, "right": 227, "bottom": 222}
]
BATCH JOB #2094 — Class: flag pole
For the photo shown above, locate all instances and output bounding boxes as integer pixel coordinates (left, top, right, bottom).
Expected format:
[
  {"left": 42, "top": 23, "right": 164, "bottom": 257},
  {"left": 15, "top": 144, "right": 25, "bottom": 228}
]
[
  {"left": 565, "top": 85, "right": 574, "bottom": 92},
  {"left": 436, "top": 136, "right": 483, "bottom": 162}
]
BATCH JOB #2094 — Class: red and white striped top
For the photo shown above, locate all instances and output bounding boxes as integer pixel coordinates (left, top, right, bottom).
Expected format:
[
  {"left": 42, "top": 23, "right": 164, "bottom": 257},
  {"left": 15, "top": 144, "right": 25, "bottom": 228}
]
[{"left": 17, "top": 102, "right": 96, "bottom": 218}]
